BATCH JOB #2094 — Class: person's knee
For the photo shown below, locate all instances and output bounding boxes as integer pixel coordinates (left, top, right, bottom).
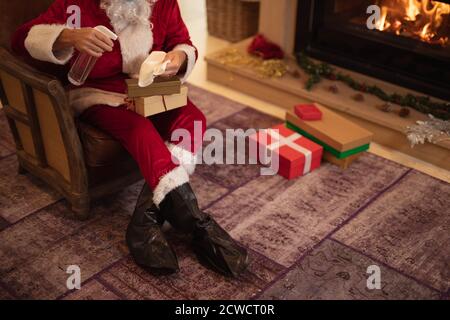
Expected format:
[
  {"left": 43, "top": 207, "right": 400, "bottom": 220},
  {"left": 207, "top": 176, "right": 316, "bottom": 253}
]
[{"left": 129, "top": 116, "right": 156, "bottom": 139}]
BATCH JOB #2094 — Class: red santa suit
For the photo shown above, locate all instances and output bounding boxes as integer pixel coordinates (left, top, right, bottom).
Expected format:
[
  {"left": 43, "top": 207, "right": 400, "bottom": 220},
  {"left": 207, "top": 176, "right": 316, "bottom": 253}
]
[{"left": 12, "top": 0, "right": 206, "bottom": 206}]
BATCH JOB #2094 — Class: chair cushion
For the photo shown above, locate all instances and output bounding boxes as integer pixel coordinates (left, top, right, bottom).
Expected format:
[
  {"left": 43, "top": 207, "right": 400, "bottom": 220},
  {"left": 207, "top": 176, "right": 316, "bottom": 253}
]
[
  {"left": 77, "top": 120, "right": 141, "bottom": 186},
  {"left": 77, "top": 120, "right": 131, "bottom": 167}
]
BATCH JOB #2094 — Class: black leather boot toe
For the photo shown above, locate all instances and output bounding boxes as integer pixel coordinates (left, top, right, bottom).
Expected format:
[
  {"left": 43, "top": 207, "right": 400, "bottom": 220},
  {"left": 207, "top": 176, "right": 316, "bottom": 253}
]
[
  {"left": 126, "top": 184, "right": 179, "bottom": 275},
  {"left": 192, "top": 217, "right": 249, "bottom": 277},
  {"left": 160, "top": 183, "right": 248, "bottom": 277}
]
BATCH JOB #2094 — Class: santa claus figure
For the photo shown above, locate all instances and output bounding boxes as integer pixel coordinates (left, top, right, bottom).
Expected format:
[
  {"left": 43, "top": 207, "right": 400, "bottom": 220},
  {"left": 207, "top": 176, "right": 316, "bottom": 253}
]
[{"left": 12, "top": 0, "right": 248, "bottom": 277}]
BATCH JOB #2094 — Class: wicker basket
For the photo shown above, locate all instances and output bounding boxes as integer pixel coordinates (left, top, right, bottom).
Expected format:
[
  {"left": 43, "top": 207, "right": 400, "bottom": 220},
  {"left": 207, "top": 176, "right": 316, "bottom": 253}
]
[{"left": 206, "top": 0, "right": 260, "bottom": 43}]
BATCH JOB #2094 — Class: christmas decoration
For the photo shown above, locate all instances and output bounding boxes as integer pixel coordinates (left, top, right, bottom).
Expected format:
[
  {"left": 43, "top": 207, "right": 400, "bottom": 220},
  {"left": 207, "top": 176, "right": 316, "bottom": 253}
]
[
  {"left": 406, "top": 115, "right": 450, "bottom": 147},
  {"left": 289, "top": 69, "right": 302, "bottom": 79},
  {"left": 353, "top": 93, "right": 365, "bottom": 102},
  {"left": 248, "top": 34, "right": 285, "bottom": 60},
  {"left": 286, "top": 104, "right": 373, "bottom": 159},
  {"left": 377, "top": 102, "right": 393, "bottom": 112},
  {"left": 294, "top": 104, "right": 322, "bottom": 121},
  {"left": 328, "top": 84, "right": 339, "bottom": 94},
  {"left": 126, "top": 77, "right": 181, "bottom": 98},
  {"left": 398, "top": 107, "right": 411, "bottom": 118},
  {"left": 296, "top": 53, "right": 450, "bottom": 120},
  {"left": 250, "top": 124, "right": 323, "bottom": 180},
  {"left": 134, "top": 86, "right": 188, "bottom": 117},
  {"left": 216, "top": 48, "right": 288, "bottom": 79}
]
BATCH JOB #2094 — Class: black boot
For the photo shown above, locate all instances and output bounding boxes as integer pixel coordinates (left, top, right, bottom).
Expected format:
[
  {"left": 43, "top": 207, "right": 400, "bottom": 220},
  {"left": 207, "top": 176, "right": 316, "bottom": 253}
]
[
  {"left": 159, "top": 183, "right": 248, "bottom": 277},
  {"left": 126, "top": 183, "right": 179, "bottom": 275}
]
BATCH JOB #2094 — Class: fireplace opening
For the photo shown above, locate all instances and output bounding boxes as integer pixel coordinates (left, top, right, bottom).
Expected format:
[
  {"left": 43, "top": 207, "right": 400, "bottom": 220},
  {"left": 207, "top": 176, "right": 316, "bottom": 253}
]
[
  {"left": 296, "top": 0, "right": 450, "bottom": 100},
  {"left": 372, "top": 0, "right": 449, "bottom": 46}
]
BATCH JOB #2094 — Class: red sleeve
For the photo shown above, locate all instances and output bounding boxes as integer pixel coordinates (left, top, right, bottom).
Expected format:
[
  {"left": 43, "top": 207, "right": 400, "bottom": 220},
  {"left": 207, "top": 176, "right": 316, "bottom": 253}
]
[{"left": 11, "top": 0, "right": 69, "bottom": 58}]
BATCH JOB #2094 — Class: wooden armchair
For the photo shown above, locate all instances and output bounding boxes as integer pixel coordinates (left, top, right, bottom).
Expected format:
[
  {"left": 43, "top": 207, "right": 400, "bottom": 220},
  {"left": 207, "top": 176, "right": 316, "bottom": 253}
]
[{"left": 0, "top": 2, "right": 141, "bottom": 220}]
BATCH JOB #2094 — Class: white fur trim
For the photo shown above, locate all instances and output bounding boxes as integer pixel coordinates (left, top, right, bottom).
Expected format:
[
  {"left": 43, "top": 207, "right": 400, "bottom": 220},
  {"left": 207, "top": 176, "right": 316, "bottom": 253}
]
[
  {"left": 173, "top": 44, "right": 197, "bottom": 83},
  {"left": 104, "top": 2, "right": 153, "bottom": 76},
  {"left": 153, "top": 166, "right": 189, "bottom": 207},
  {"left": 69, "top": 88, "right": 126, "bottom": 115},
  {"left": 166, "top": 143, "right": 197, "bottom": 175},
  {"left": 24, "top": 24, "right": 74, "bottom": 65},
  {"left": 117, "top": 23, "right": 153, "bottom": 75}
]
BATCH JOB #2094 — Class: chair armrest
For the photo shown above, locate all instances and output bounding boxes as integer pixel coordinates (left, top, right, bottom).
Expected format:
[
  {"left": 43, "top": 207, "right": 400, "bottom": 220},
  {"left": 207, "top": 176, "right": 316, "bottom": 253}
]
[
  {"left": 0, "top": 47, "right": 68, "bottom": 102},
  {"left": 0, "top": 46, "right": 88, "bottom": 195}
]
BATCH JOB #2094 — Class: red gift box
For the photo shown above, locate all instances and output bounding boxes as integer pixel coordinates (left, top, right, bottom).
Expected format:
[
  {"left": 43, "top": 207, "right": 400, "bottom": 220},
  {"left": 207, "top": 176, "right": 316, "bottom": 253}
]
[
  {"left": 294, "top": 104, "right": 323, "bottom": 121},
  {"left": 250, "top": 124, "right": 323, "bottom": 180}
]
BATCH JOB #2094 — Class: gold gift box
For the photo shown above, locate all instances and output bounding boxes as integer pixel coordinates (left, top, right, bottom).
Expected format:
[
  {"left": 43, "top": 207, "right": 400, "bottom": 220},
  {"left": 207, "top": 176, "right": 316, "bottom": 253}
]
[
  {"left": 126, "top": 77, "right": 181, "bottom": 98},
  {"left": 134, "top": 86, "right": 188, "bottom": 117}
]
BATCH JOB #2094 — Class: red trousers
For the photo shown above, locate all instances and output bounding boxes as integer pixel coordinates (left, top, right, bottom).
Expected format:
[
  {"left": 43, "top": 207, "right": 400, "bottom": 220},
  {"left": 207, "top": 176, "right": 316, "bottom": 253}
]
[{"left": 80, "top": 101, "right": 206, "bottom": 190}]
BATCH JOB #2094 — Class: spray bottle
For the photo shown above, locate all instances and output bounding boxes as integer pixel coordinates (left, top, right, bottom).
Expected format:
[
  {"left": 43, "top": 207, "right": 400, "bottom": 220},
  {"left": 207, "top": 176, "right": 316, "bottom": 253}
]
[{"left": 68, "top": 26, "right": 118, "bottom": 86}]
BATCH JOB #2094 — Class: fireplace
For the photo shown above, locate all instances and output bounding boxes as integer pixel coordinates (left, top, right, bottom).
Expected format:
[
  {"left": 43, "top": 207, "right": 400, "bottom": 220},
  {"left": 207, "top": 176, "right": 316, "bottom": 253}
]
[
  {"left": 206, "top": 0, "right": 450, "bottom": 171},
  {"left": 296, "top": 0, "right": 450, "bottom": 100}
]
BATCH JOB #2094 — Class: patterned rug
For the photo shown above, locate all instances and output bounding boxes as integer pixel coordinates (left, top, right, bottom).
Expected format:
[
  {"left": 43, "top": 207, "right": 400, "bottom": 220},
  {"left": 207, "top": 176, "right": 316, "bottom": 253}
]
[{"left": 0, "top": 85, "right": 448, "bottom": 300}]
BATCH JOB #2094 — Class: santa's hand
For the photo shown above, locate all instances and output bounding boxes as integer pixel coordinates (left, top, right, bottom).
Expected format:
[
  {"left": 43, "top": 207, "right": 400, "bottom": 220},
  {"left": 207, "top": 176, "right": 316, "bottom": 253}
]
[
  {"left": 56, "top": 28, "right": 114, "bottom": 58},
  {"left": 161, "top": 51, "right": 187, "bottom": 77},
  {"left": 124, "top": 98, "right": 136, "bottom": 112}
]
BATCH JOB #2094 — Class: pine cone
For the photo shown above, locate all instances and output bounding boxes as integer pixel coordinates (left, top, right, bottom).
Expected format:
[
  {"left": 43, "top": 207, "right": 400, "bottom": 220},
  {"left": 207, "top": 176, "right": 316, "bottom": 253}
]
[{"left": 399, "top": 107, "right": 410, "bottom": 118}]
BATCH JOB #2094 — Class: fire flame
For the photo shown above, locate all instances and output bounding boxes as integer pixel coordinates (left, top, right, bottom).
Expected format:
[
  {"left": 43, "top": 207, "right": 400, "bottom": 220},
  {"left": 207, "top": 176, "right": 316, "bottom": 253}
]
[{"left": 375, "top": 0, "right": 450, "bottom": 46}]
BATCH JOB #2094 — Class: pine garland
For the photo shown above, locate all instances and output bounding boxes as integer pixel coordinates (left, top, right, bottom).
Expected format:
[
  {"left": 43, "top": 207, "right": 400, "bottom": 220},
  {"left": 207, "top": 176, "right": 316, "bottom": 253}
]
[{"left": 296, "top": 53, "right": 450, "bottom": 120}]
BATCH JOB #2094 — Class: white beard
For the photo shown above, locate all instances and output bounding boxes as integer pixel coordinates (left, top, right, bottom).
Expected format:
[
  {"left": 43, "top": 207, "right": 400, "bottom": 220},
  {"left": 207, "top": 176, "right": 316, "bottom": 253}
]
[
  {"left": 100, "top": 0, "right": 156, "bottom": 75},
  {"left": 100, "top": 0, "right": 151, "bottom": 33}
]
